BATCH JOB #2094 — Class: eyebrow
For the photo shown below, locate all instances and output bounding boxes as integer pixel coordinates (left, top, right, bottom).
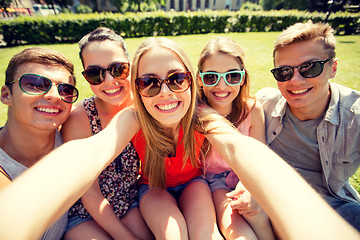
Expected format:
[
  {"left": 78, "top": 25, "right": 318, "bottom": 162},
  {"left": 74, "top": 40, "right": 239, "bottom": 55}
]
[
  {"left": 276, "top": 58, "right": 321, "bottom": 68},
  {"left": 140, "top": 69, "right": 185, "bottom": 78},
  {"left": 203, "top": 68, "right": 241, "bottom": 73}
]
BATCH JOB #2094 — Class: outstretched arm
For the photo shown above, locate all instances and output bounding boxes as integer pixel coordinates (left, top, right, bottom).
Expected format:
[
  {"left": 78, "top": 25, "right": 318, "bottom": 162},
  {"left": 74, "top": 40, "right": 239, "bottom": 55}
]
[
  {"left": 202, "top": 117, "right": 359, "bottom": 240},
  {"left": 0, "top": 108, "right": 139, "bottom": 240}
]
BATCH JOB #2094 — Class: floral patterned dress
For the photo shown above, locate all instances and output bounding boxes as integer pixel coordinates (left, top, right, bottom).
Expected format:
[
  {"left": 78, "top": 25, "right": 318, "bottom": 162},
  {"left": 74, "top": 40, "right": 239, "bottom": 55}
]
[{"left": 68, "top": 96, "right": 140, "bottom": 219}]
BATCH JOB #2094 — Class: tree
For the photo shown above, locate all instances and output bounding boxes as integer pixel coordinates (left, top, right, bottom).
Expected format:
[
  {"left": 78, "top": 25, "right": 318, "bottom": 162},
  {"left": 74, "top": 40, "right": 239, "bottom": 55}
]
[
  {"left": 0, "top": 0, "right": 11, "bottom": 17},
  {"left": 125, "top": 0, "right": 164, "bottom": 12},
  {"left": 260, "top": 0, "right": 359, "bottom": 12},
  {"left": 43, "top": 0, "right": 73, "bottom": 14},
  {"left": 112, "top": 0, "right": 128, "bottom": 12}
]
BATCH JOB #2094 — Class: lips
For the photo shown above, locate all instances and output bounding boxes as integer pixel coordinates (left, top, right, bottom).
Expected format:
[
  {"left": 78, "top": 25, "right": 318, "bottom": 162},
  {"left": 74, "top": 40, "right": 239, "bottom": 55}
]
[
  {"left": 35, "top": 107, "right": 61, "bottom": 114},
  {"left": 156, "top": 101, "right": 180, "bottom": 111},
  {"left": 103, "top": 86, "right": 123, "bottom": 95},
  {"left": 213, "top": 92, "right": 230, "bottom": 99},
  {"left": 289, "top": 88, "right": 311, "bottom": 95}
]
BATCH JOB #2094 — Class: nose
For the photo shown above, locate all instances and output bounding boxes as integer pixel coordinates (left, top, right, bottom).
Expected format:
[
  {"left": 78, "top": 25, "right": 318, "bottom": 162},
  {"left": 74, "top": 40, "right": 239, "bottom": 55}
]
[
  {"left": 44, "top": 84, "right": 61, "bottom": 101},
  {"left": 289, "top": 68, "right": 305, "bottom": 83},
  {"left": 158, "top": 82, "right": 173, "bottom": 96},
  {"left": 103, "top": 70, "right": 114, "bottom": 83},
  {"left": 216, "top": 76, "right": 228, "bottom": 89}
]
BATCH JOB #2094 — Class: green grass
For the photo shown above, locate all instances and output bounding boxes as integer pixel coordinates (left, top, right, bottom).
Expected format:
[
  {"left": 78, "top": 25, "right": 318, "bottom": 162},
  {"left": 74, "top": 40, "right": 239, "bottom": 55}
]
[{"left": 0, "top": 32, "right": 359, "bottom": 192}]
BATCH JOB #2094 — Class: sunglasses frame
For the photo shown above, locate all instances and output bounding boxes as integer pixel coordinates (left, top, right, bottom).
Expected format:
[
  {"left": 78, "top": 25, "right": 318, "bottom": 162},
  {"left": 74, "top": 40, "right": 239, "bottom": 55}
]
[
  {"left": 82, "top": 62, "right": 130, "bottom": 85},
  {"left": 9, "top": 73, "right": 79, "bottom": 103},
  {"left": 199, "top": 70, "right": 245, "bottom": 87},
  {"left": 135, "top": 71, "right": 192, "bottom": 97},
  {"left": 271, "top": 57, "right": 333, "bottom": 82}
]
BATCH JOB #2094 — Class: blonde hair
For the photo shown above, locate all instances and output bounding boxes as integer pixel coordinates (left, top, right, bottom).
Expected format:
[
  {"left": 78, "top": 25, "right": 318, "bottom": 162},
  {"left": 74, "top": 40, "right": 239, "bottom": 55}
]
[
  {"left": 131, "top": 37, "right": 199, "bottom": 189},
  {"left": 197, "top": 37, "right": 253, "bottom": 125},
  {"left": 273, "top": 21, "right": 336, "bottom": 59}
]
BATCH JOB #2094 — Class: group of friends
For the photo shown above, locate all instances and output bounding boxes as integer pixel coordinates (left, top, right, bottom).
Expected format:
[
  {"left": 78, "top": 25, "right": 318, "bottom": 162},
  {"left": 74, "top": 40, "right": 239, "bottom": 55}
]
[{"left": 0, "top": 20, "right": 359, "bottom": 240}]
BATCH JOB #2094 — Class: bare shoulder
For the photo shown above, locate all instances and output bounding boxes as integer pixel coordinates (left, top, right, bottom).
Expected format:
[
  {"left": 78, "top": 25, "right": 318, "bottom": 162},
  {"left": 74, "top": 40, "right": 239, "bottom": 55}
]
[{"left": 61, "top": 100, "right": 92, "bottom": 142}]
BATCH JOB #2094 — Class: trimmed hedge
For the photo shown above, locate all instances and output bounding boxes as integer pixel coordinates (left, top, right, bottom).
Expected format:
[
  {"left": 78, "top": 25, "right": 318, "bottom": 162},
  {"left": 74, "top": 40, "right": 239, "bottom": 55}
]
[{"left": 0, "top": 10, "right": 359, "bottom": 46}]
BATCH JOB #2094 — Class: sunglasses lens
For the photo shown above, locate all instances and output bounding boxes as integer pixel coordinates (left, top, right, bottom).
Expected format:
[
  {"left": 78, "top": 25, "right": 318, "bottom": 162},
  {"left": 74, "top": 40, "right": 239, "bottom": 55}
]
[
  {"left": 168, "top": 72, "right": 191, "bottom": 92},
  {"left": 82, "top": 67, "right": 102, "bottom": 85},
  {"left": 58, "top": 84, "right": 79, "bottom": 103},
  {"left": 136, "top": 76, "right": 161, "bottom": 97},
  {"left": 226, "top": 72, "right": 243, "bottom": 85},
  {"left": 299, "top": 61, "right": 322, "bottom": 78},
  {"left": 110, "top": 62, "right": 130, "bottom": 79},
  {"left": 272, "top": 67, "right": 293, "bottom": 82},
  {"left": 20, "top": 74, "right": 51, "bottom": 94},
  {"left": 203, "top": 73, "right": 218, "bottom": 86}
]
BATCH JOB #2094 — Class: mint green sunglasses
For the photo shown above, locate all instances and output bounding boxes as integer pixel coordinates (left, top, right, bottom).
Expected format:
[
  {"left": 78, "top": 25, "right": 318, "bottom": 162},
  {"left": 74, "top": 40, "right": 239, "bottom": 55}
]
[{"left": 199, "top": 70, "right": 245, "bottom": 86}]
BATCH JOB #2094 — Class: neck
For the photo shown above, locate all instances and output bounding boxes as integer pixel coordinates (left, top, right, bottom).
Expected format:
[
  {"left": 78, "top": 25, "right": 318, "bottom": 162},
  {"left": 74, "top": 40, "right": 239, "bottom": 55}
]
[
  {"left": 290, "top": 96, "right": 330, "bottom": 121},
  {"left": 163, "top": 123, "right": 181, "bottom": 142},
  {"left": 213, "top": 105, "right": 232, "bottom": 117},
  {"left": 0, "top": 122, "right": 56, "bottom": 167}
]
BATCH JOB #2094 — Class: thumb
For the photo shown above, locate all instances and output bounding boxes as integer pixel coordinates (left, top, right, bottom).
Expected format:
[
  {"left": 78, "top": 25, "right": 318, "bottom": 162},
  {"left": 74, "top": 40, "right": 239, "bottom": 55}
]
[{"left": 226, "top": 189, "right": 245, "bottom": 198}]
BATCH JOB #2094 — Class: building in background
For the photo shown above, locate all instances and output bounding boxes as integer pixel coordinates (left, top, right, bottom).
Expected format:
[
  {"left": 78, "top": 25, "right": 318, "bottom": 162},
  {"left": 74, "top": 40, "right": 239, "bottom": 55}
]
[{"left": 166, "top": 0, "right": 242, "bottom": 11}]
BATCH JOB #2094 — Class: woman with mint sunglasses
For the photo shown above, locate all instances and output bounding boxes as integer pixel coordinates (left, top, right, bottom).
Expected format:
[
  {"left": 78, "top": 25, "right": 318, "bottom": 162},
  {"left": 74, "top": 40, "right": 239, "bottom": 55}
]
[{"left": 197, "top": 37, "right": 276, "bottom": 240}]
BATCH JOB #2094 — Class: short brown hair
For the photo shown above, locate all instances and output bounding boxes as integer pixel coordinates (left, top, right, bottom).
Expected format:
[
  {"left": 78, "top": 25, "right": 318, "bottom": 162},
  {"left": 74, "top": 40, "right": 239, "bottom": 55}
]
[
  {"left": 5, "top": 47, "right": 76, "bottom": 88},
  {"left": 273, "top": 21, "right": 336, "bottom": 59}
]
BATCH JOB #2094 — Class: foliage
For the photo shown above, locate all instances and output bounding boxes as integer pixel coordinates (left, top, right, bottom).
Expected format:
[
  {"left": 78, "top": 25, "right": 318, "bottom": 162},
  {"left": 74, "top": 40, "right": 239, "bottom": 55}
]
[
  {"left": 241, "top": 1, "right": 263, "bottom": 11},
  {"left": 261, "top": 0, "right": 312, "bottom": 11},
  {"left": 75, "top": 4, "right": 93, "bottom": 13},
  {"left": 0, "top": 10, "right": 359, "bottom": 46}
]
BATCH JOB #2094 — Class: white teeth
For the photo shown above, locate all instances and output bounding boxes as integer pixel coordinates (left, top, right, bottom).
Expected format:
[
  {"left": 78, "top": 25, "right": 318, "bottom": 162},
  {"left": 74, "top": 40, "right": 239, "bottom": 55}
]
[
  {"left": 37, "top": 107, "right": 60, "bottom": 113},
  {"left": 104, "top": 88, "right": 120, "bottom": 94},
  {"left": 291, "top": 89, "right": 308, "bottom": 94},
  {"left": 214, "top": 92, "right": 228, "bottom": 98},
  {"left": 157, "top": 102, "right": 178, "bottom": 111}
]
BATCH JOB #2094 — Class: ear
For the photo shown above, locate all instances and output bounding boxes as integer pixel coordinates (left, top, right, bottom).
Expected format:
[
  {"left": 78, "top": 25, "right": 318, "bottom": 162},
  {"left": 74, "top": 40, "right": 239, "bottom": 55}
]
[
  {"left": 1, "top": 85, "right": 12, "bottom": 106},
  {"left": 330, "top": 58, "right": 338, "bottom": 79}
]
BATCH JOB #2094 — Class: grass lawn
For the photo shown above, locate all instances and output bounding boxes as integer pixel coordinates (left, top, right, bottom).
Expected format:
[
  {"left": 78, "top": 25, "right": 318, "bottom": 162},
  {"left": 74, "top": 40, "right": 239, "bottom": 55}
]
[{"left": 0, "top": 32, "right": 359, "bottom": 192}]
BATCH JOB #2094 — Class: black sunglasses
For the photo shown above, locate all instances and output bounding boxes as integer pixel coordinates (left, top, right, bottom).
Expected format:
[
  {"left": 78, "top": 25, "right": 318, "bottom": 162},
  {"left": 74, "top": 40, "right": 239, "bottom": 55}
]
[
  {"left": 82, "top": 62, "right": 130, "bottom": 85},
  {"left": 271, "top": 58, "right": 333, "bottom": 82},
  {"left": 135, "top": 71, "right": 192, "bottom": 97},
  {"left": 10, "top": 73, "right": 78, "bottom": 103}
]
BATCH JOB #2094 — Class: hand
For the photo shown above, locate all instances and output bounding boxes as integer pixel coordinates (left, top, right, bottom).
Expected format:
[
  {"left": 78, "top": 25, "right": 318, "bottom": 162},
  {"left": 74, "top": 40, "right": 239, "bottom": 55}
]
[{"left": 226, "top": 181, "right": 262, "bottom": 216}]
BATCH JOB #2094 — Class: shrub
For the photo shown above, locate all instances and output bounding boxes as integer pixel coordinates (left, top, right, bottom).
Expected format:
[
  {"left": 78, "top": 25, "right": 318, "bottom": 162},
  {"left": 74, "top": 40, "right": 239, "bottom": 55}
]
[{"left": 0, "top": 10, "right": 358, "bottom": 46}]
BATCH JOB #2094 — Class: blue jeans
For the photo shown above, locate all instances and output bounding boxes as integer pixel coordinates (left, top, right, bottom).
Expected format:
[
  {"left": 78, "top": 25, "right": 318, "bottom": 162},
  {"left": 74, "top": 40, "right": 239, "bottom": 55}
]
[
  {"left": 205, "top": 171, "right": 232, "bottom": 192},
  {"left": 138, "top": 175, "right": 206, "bottom": 201},
  {"left": 322, "top": 195, "right": 360, "bottom": 231},
  {"left": 64, "top": 200, "right": 139, "bottom": 233}
]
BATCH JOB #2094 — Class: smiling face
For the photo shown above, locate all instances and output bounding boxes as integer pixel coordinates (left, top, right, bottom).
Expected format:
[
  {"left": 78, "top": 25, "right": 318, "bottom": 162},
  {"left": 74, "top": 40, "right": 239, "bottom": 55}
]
[
  {"left": 3, "top": 62, "right": 73, "bottom": 131},
  {"left": 274, "top": 39, "right": 337, "bottom": 120},
  {"left": 199, "top": 53, "right": 243, "bottom": 116},
  {"left": 82, "top": 39, "right": 132, "bottom": 107},
  {"left": 137, "top": 47, "right": 191, "bottom": 131}
]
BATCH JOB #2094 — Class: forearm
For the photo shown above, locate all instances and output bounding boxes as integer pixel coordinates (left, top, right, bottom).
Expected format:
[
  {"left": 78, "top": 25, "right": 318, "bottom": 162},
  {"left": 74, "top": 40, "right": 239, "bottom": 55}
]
[
  {"left": 205, "top": 124, "right": 359, "bottom": 240},
  {"left": 0, "top": 108, "right": 139, "bottom": 240}
]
